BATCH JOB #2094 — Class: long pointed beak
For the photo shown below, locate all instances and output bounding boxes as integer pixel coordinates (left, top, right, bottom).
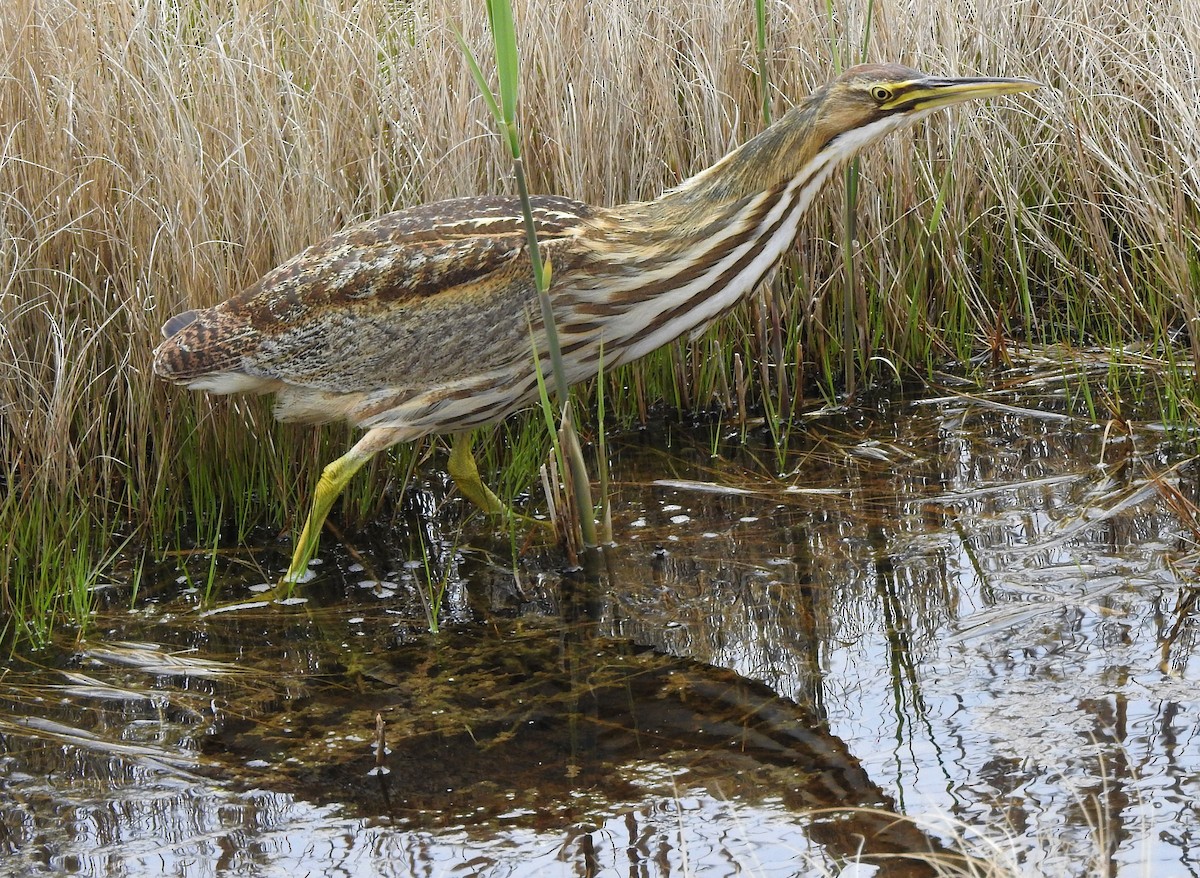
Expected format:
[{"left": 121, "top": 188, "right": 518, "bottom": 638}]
[{"left": 889, "top": 76, "right": 1043, "bottom": 112}]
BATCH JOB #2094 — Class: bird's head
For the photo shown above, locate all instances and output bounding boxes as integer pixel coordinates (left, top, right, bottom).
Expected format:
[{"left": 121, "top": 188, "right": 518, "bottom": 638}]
[
  {"left": 813, "top": 63, "right": 1042, "bottom": 154},
  {"left": 663, "top": 62, "right": 1042, "bottom": 205}
]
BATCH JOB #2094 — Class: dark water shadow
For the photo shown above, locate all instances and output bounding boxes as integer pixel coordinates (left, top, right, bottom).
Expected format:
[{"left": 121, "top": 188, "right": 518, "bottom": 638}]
[{"left": 198, "top": 587, "right": 965, "bottom": 874}]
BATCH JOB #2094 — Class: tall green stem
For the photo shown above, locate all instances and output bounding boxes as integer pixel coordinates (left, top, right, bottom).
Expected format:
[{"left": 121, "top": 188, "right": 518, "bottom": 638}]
[
  {"left": 512, "top": 156, "right": 596, "bottom": 546},
  {"left": 755, "top": 0, "right": 772, "bottom": 126},
  {"left": 460, "top": 2, "right": 597, "bottom": 548}
]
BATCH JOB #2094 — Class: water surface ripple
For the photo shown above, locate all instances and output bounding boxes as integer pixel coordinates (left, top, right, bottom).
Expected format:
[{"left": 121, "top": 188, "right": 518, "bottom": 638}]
[{"left": 2, "top": 377, "right": 1197, "bottom": 877}]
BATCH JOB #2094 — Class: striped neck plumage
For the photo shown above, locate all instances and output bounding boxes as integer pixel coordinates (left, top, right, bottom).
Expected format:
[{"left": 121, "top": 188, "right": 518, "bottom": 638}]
[
  {"left": 561, "top": 88, "right": 920, "bottom": 369},
  {"left": 669, "top": 98, "right": 834, "bottom": 205},
  {"left": 596, "top": 86, "right": 905, "bottom": 252}
]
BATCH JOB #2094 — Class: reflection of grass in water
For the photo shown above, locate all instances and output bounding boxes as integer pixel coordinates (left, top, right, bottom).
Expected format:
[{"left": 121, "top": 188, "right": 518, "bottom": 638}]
[
  {"left": 645, "top": 797, "right": 1148, "bottom": 877},
  {"left": 4, "top": 466, "right": 1177, "bottom": 876},
  {"left": 4, "top": 1, "right": 1200, "bottom": 639},
  {"left": 894, "top": 761, "right": 1152, "bottom": 877},
  {"left": 414, "top": 524, "right": 455, "bottom": 635}
]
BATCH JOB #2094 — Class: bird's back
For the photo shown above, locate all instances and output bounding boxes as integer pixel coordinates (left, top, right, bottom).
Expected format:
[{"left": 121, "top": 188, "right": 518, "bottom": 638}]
[{"left": 153, "top": 195, "right": 596, "bottom": 423}]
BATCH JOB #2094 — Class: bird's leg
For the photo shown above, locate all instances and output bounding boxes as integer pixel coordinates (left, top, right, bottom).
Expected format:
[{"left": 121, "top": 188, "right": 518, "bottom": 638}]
[
  {"left": 447, "top": 433, "right": 508, "bottom": 517},
  {"left": 282, "top": 426, "right": 405, "bottom": 585},
  {"left": 447, "top": 434, "right": 555, "bottom": 530}
]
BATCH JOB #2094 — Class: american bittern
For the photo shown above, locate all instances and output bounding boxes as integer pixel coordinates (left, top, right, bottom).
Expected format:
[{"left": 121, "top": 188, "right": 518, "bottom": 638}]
[{"left": 153, "top": 63, "right": 1039, "bottom": 582}]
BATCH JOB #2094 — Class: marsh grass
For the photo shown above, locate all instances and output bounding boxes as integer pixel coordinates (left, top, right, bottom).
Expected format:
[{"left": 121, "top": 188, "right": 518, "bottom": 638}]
[{"left": 2, "top": 0, "right": 1198, "bottom": 641}]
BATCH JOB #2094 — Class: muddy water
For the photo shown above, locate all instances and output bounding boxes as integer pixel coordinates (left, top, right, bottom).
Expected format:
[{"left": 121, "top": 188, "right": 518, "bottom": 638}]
[{"left": 2, "top": 367, "right": 1198, "bottom": 877}]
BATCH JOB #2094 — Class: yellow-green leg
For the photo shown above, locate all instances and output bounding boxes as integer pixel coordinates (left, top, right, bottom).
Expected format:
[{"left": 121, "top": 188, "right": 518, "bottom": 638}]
[
  {"left": 282, "top": 426, "right": 405, "bottom": 584},
  {"left": 447, "top": 433, "right": 507, "bottom": 516},
  {"left": 447, "top": 434, "right": 554, "bottom": 530}
]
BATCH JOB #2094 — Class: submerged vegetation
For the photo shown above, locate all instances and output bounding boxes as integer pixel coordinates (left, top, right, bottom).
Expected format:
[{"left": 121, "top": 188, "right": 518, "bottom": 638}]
[{"left": 1, "top": 0, "right": 1198, "bottom": 641}]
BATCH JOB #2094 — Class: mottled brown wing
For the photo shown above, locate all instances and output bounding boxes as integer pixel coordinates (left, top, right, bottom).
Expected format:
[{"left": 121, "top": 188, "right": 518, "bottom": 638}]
[{"left": 154, "top": 195, "right": 595, "bottom": 393}]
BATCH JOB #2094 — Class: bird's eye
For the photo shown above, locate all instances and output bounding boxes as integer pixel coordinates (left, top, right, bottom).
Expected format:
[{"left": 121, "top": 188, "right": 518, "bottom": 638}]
[{"left": 870, "top": 85, "right": 893, "bottom": 103}]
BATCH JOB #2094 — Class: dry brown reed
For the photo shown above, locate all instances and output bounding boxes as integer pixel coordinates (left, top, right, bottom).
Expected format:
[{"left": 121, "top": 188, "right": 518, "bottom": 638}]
[{"left": 1, "top": 0, "right": 1197, "bottom": 633}]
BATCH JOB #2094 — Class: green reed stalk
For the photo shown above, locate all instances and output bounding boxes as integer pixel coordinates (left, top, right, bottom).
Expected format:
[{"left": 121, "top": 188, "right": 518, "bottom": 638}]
[
  {"left": 458, "top": 0, "right": 596, "bottom": 547},
  {"left": 754, "top": 0, "right": 772, "bottom": 126},
  {"left": 826, "top": 0, "right": 875, "bottom": 399},
  {"left": 595, "top": 346, "right": 612, "bottom": 544}
]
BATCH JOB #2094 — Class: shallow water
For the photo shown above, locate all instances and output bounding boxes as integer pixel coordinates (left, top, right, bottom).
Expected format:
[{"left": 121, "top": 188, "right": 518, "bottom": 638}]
[{"left": 3, "top": 367, "right": 1198, "bottom": 877}]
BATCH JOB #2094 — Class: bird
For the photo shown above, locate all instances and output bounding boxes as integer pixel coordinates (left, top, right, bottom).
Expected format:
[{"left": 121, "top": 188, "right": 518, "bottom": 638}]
[{"left": 153, "top": 63, "right": 1041, "bottom": 583}]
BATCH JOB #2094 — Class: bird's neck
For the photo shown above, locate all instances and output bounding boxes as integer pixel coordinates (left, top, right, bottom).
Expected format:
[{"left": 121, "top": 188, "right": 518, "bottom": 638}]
[
  {"left": 561, "top": 94, "right": 867, "bottom": 369},
  {"left": 671, "top": 100, "right": 832, "bottom": 204},
  {"left": 595, "top": 93, "right": 849, "bottom": 248}
]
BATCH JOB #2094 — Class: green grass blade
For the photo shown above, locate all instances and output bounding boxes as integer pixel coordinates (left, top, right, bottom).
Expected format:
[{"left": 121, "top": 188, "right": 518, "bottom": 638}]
[
  {"left": 486, "top": 0, "right": 519, "bottom": 126},
  {"left": 452, "top": 24, "right": 504, "bottom": 126},
  {"left": 755, "top": 0, "right": 771, "bottom": 126}
]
